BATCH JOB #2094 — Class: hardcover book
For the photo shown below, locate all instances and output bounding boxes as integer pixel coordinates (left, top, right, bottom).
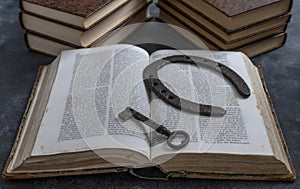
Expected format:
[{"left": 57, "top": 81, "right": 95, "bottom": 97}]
[
  {"left": 181, "top": 0, "right": 293, "bottom": 32},
  {"left": 20, "top": 0, "right": 130, "bottom": 29},
  {"left": 2, "top": 45, "right": 295, "bottom": 180},
  {"left": 158, "top": 10, "right": 288, "bottom": 58},
  {"left": 21, "top": 0, "right": 152, "bottom": 47},
  {"left": 24, "top": 7, "right": 152, "bottom": 56},
  {"left": 157, "top": 1, "right": 287, "bottom": 50},
  {"left": 160, "top": 0, "right": 291, "bottom": 42}
]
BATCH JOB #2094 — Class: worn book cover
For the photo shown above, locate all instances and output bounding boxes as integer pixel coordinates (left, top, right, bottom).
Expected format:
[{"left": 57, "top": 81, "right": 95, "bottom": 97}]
[
  {"left": 204, "top": 0, "right": 280, "bottom": 16},
  {"left": 22, "top": 0, "right": 113, "bottom": 18}
]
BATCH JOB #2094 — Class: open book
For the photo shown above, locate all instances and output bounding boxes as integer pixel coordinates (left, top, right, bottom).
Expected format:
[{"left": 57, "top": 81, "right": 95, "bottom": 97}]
[{"left": 3, "top": 45, "right": 295, "bottom": 180}]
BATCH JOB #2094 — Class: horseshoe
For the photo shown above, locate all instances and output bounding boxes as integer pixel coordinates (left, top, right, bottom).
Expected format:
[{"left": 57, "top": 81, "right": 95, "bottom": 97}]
[{"left": 143, "top": 55, "right": 251, "bottom": 117}]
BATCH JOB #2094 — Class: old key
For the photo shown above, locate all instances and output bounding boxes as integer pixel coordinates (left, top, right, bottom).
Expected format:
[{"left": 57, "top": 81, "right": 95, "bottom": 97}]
[{"left": 119, "top": 107, "right": 190, "bottom": 150}]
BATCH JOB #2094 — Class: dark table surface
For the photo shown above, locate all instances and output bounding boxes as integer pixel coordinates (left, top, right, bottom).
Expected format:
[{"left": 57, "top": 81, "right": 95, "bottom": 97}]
[{"left": 1, "top": 0, "right": 299, "bottom": 188}]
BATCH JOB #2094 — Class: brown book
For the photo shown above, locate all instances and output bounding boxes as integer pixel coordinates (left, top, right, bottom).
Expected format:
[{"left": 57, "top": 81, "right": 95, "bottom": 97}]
[
  {"left": 21, "top": 0, "right": 152, "bottom": 47},
  {"left": 181, "top": 0, "right": 292, "bottom": 33},
  {"left": 25, "top": 8, "right": 152, "bottom": 56},
  {"left": 158, "top": 10, "right": 288, "bottom": 58},
  {"left": 157, "top": 4, "right": 287, "bottom": 50},
  {"left": 160, "top": 0, "right": 291, "bottom": 43},
  {"left": 238, "top": 33, "right": 287, "bottom": 58},
  {"left": 2, "top": 45, "right": 295, "bottom": 180},
  {"left": 20, "top": 0, "right": 131, "bottom": 29}
]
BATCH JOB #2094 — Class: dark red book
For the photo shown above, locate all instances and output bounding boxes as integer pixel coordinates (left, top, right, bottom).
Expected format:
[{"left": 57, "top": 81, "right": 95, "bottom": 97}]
[{"left": 21, "top": 0, "right": 130, "bottom": 29}]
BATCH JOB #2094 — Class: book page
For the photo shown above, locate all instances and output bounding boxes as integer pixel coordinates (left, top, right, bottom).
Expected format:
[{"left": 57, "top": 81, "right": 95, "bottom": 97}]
[
  {"left": 32, "top": 45, "right": 151, "bottom": 160},
  {"left": 149, "top": 50, "right": 273, "bottom": 160}
]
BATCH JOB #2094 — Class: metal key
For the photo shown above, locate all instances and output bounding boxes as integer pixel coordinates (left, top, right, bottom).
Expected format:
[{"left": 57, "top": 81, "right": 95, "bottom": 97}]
[{"left": 119, "top": 107, "right": 190, "bottom": 150}]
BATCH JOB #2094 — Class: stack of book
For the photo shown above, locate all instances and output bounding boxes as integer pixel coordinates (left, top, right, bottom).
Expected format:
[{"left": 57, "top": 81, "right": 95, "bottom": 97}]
[
  {"left": 20, "top": 0, "right": 152, "bottom": 56},
  {"left": 157, "top": 0, "right": 293, "bottom": 57}
]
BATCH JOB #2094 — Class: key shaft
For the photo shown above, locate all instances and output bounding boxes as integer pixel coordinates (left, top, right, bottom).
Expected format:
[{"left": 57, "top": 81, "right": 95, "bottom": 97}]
[{"left": 119, "top": 107, "right": 172, "bottom": 137}]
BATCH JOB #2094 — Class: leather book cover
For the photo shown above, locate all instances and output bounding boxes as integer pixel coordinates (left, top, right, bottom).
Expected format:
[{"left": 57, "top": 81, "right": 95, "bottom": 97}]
[
  {"left": 204, "top": 0, "right": 280, "bottom": 17},
  {"left": 22, "top": 0, "right": 113, "bottom": 18}
]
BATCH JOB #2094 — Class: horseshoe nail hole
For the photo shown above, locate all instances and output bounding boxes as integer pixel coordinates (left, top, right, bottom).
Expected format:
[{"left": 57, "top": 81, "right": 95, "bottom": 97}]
[
  {"left": 168, "top": 96, "right": 174, "bottom": 100},
  {"left": 161, "top": 90, "right": 166, "bottom": 93},
  {"left": 153, "top": 82, "right": 159, "bottom": 86}
]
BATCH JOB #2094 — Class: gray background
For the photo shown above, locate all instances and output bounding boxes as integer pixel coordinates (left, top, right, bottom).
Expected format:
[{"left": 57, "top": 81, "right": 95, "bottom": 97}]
[{"left": 0, "top": 0, "right": 299, "bottom": 188}]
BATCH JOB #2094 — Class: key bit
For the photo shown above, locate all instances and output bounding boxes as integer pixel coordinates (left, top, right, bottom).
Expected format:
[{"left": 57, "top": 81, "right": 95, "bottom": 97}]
[{"left": 119, "top": 107, "right": 134, "bottom": 121}]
